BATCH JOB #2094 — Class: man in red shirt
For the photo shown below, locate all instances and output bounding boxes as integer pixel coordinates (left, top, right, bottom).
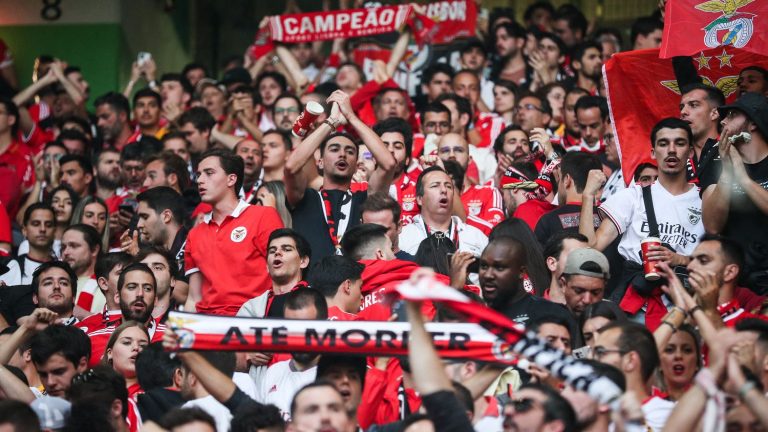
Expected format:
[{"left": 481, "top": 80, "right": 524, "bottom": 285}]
[
  {"left": 184, "top": 148, "right": 284, "bottom": 315},
  {"left": 0, "top": 97, "right": 34, "bottom": 219},
  {"left": 82, "top": 262, "right": 165, "bottom": 366},
  {"left": 372, "top": 118, "right": 419, "bottom": 225},
  {"left": 308, "top": 255, "right": 364, "bottom": 321}
]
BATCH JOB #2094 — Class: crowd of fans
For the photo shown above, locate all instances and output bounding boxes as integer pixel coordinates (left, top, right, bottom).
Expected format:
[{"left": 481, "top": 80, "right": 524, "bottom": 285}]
[{"left": 1, "top": 0, "right": 768, "bottom": 431}]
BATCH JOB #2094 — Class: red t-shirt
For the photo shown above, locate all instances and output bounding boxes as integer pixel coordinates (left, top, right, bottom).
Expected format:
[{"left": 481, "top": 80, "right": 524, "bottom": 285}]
[
  {"left": 0, "top": 138, "right": 35, "bottom": 218},
  {"left": 185, "top": 201, "right": 284, "bottom": 315},
  {"left": 514, "top": 199, "right": 557, "bottom": 231},
  {"left": 0, "top": 201, "right": 10, "bottom": 247},
  {"left": 461, "top": 185, "right": 504, "bottom": 228},
  {"left": 473, "top": 112, "right": 505, "bottom": 148},
  {"left": 391, "top": 174, "right": 419, "bottom": 226},
  {"left": 328, "top": 306, "right": 360, "bottom": 321}
]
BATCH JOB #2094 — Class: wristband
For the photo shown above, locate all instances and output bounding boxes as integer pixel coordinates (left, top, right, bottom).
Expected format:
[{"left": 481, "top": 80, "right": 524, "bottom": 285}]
[
  {"left": 672, "top": 306, "right": 687, "bottom": 317},
  {"left": 323, "top": 119, "right": 339, "bottom": 130},
  {"left": 661, "top": 320, "right": 677, "bottom": 331},
  {"left": 689, "top": 305, "right": 703, "bottom": 316},
  {"left": 739, "top": 381, "right": 757, "bottom": 401}
]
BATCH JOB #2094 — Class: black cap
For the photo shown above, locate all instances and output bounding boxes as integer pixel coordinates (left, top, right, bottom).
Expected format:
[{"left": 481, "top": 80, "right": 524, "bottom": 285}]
[
  {"left": 220, "top": 67, "right": 252, "bottom": 87},
  {"left": 717, "top": 92, "right": 768, "bottom": 139}
]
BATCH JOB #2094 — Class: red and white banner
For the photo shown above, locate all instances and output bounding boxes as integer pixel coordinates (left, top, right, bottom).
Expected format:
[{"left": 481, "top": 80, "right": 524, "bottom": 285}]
[
  {"left": 423, "top": 0, "right": 478, "bottom": 45},
  {"left": 660, "top": 0, "right": 768, "bottom": 58},
  {"left": 603, "top": 47, "right": 768, "bottom": 185},
  {"left": 269, "top": 5, "right": 413, "bottom": 43},
  {"left": 167, "top": 311, "right": 517, "bottom": 364}
]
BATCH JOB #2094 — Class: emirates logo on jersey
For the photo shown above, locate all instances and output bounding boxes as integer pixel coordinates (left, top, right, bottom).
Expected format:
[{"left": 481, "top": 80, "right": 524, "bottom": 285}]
[{"left": 230, "top": 226, "right": 248, "bottom": 243}]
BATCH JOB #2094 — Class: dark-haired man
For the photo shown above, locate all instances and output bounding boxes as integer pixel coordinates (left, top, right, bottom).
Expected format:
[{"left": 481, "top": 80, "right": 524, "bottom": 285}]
[
  {"left": 62, "top": 224, "right": 101, "bottom": 319},
  {"left": 572, "top": 95, "right": 608, "bottom": 154},
  {"left": 160, "top": 73, "right": 191, "bottom": 123},
  {"left": 30, "top": 261, "right": 78, "bottom": 324},
  {"left": 399, "top": 166, "right": 488, "bottom": 256},
  {"left": 285, "top": 90, "right": 396, "bottom": 260},
  {"left": 59, "top": 154, "right": 93, "bottom": 198},
  {"left": 631, "top": 16, "right": 663, "bottom": 50},
  {"left": 234, "top": 139, "right": 263, "bottom": 203},
  {"left": 565, "top": 42, "right": 603, "bottom": 94},
  {"left": 535, "top": 152, "right": 603, "bottom": 246},
  {"left": 258, "top": 289, "right": 327, "bottom": 420},
  {"left": 94, "top": 92, "right": 133, "bottom": 150},
  {"left": 361, "top": 192, "right": 414, "bottom": 261},
  {"left": 133, "top": 187, "right": 189, "bottom": 277},
  {"left": 542, "top": 232, "right": 589, "bottom": 303},
  {"left": 77, "top": 252, "right": 133, "bottom": 331},
  {"left": 94, "top": 148, "right": 123, "bottom": 208},
  {"left": 592, "top": 322, "right": 673, "bottom": 429},
  {"left": 143, "top": 151, "right": 190, "bottom": 194},
  {"left": 580, "top": 118, "right": 705, "bottom": 330},
  {"left": 261, "top": 129, "right": 292, "bottom": 183},
  {"left": 85, "top": 262, "right": 165, "bottom": 366},
  {"left": 687, "top": 234, "right": 766, "bottom": 326},
  {"left": 237, "top": 228, "right": 311, "bottom": 319},
  {"left": 678, "top": 83, "right": 724, "bottom": 184},
  {"left": 308, "top": 255, "right": 364, "bottom": 321},
  {"left": 1, "top": 203, "right": 56, "bottom": 285},
  {"left": 178, "top": 107, "right": 216, "bottom": 156},
  {"left": 373, "top": 118, "right": 418, "bottom": 224},
  {"left": 553, "top": 6, "right": 587, "bottom": 48},
  {"left": 185, "top": 149, "right": 284, "bottom": 315},
  {"left": 479, "top": 236, "right": 574, "bottom": 327},
  {"left": 137, "top": 246, "right": 177, "bottom": 320},
  {"left": 131, "top": 88, "right": 166, "bottom": 141},
  {"left": 416, "top": 64, "right": 454, "bottom": 112},
  {"left": 702, "top": 93, "right": 768, "bottom": 290}
]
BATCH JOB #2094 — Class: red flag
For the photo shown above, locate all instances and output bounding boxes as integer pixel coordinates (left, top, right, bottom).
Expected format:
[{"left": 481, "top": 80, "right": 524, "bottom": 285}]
[
  {"left": 423, "top": 0, "right": 478, "bottom": 45},
  {"left": 660, "top": 0, "right": 768, "bottom": 58},
  {"left": 603, "top": 47, "right": 768, "bottom": 185}
]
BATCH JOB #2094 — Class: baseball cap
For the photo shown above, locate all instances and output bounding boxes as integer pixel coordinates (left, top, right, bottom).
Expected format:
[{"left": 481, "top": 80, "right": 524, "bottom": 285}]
[
  {"left": 717, "top": 92, "right": 768, "bottom": 139},
  {"left": 31, "top": 396, "right": 71, "bottom": 430},
  {"left": 563, "top": 248, "right": 610, "bottom": 280}
]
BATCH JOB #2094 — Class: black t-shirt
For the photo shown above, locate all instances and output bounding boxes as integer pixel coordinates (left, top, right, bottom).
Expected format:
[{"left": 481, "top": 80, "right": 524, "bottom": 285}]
[
  {"left": 497, "top": 294, "right": 576, "bottom": 332},
  {"left": 689, "top": 138, "right": 721, "bottom": 187},
  {"left": 290, "top": 188, "right": 367, "bottom": 260},
  {"left": 534, "top": 204, "right": 600, "bottom": 246},
  {"left": 703, "top": 156, "right": 768, "bottom": 274},
  {"left": 170, "top": 226, "right": 189, "bottom": 283}
]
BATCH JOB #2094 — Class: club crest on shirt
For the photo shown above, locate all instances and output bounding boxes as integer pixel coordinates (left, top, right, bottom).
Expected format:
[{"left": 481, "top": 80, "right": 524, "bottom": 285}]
[
  {"left": 231, "top": 226, "right": 248, "bottom": 243},
  {"left": 468, "top": 202, "right": 482, "bottom": 216},
  {"left": 688, "top": 207, "right": 702, "bottom": 225},
  {"left": 402, "top": 197, "right": 416, "bottom": 211}
]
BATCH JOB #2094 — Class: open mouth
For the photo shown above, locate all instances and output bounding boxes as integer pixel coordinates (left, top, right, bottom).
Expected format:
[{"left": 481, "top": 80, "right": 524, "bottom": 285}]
[
  {"left": 438, "top": 197, "right": 449, "bottom": 207},
  {"left": 336, "top": 161, "right": 349, "bottom": 170},
  {"left": 272, "top": 258, "right": 284, "bottom": 268},
  {"left": 672, "top": 364, "right": 685, "bottom": 375}
]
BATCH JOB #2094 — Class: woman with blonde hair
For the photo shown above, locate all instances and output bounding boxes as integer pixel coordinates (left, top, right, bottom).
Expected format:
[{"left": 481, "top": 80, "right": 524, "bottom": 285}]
[{"left": 254, "top": 180, "right": 292, "bottom": 228}]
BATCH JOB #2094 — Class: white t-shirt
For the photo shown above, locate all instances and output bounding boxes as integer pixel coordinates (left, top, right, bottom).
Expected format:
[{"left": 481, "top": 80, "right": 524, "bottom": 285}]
[
  {"left": 642, "top": 395, "right": 674, "bottom": 431},
  {"left": 0, "top": 255, "right": 47, "bottom": 285},
  {"left": 399, "top": 215, "right": 489, "bottom": 257},
  {"left": 257, "top": 360, "right": 317, "bottom": 420},
  {"left": 183, "top": 396, "right": 232, "bottom": 432},
  {"left": 601, "top": 169, "right": 626, "bottom": 203},
  {"left": 600, "top": 182, "right": 704, "bottom": 263}
]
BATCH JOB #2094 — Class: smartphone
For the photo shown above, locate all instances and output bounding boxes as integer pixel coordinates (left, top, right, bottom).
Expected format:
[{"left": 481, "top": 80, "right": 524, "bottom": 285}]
[
  {"left": 127, "top": 213, "right": 140, "bottom": 238},
  {"left": 572, "top": 346, "right": 591, "bottom": 359},
  {"left": 137, "top": 52, "right": 152, "bottom": 67},
  {"left": 448, "top": 253, "right": 481, "bottom": 273},
  {"left": 392, "top": 300, "right": 408, "bottom": 323}
]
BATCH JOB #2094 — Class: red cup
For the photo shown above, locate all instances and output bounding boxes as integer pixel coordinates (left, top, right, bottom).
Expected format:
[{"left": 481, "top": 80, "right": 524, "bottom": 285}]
[
  {"left": 641, "top": 237, "right": 661, "bottom": 281},
  {"left": 292, "top": 101, "right": 325, "bottom": 138}
]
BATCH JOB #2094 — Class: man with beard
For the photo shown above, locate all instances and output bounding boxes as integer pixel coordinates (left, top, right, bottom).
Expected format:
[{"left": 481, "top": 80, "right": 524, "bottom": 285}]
[
  {"left": 234, "top": 139, "right": 263, "bottom": 203},
  {"left": 94, "top": 92, "right": 133, "bottom": 150},
  {"left": 61, "top": 224, "right": 101, "bottom": 319},
  {"left": 437, "top": 133, "right": 504, "bottom": 235},
  {"left": 491, "top": 22, "right": 529, "bottom": 86},
  {"left": 572, "top": 95, "right": 608, "bottom": 154},
  {"left": 120, "top": 141, "right": 149, "bottom": 193},
  {"left": 1, "top": 203, "right": 56, "bottom": 285},
  {"left": 85, "top": 262, "right": 164, "bottom": 367},
  {"left": 560, "top": 87, "right": 590, "bottom": 150},
  {"left": 271, "top": 94, "right": 302, "bottom": 134},
  {"left": 579, "top": 118, "right": 704, "bottom": 329},
  {"left": 94, "top": 148, "right": 123, "bottom": 210},
  {"left": 136, "top": 246, "right": 176, "bottom": 320},
  {"left": 285, "top": 90, "right": 396, "bottom": 260},
  {"left": 131, "top": 88, "right": 166, "bottom": 140},
  {"left": 372, "top": 118, "right": 419, "bottom": 225},
  {"left": 76, "top": 252, "right": 133, "bottom": 332},
  {"left": 678, "top": 84, "right": 724, "bottom": 186},
  {"left": 478, "top": 236, "right": 573, "bottom": 327},
  {"left": 31, "top": 261, "right": 79, "bottom": 324},
  {"left": 258, "top": 288, "right": 327, "bottom": 420},
  {"left": 493, "top": 125, "right": 531, "bottom": 164},
  {"left": 373, "top": 88, "right": 411, "bottom": 123},
  {"left": 59, "top": 154, "right": 94, "bottom": 198},
  {"left": 564, "top": 42, "right": 603, "bottom": 95}
]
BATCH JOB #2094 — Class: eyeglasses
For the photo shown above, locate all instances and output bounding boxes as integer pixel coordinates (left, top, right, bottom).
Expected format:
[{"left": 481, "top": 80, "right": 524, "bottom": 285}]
[
  {"left": 591, "top": 346, "right": 627, "bottom": 359},
  {"left": 274, "top": 107, "right": 300, "bottom": 114},
  {"left": 514, "top": 103, "right": 544, "bottom": 114}
]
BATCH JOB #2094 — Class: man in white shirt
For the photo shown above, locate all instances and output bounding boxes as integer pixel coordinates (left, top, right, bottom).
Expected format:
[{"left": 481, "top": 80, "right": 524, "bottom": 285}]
[
  {"left": 399, "top": 166, "right": 488, "bottom": 257},
  {"left": 257, "top": 288, "right": 327, "bottom": 420},
  {"left": 180, "top": 351, "right": 238, "bottom": 432},
  {"left": 579, "top": 118, "right": 704, "bottom": 327},
  {"left": 1, "top": 203, "right": 56, "bottom": 286}
]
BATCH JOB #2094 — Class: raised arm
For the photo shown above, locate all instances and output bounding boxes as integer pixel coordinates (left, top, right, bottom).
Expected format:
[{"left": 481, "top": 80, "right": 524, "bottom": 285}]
[
  {"left": 386, "top": 27, "right": 411, "bottom": 78},
  {"left": 50, "top": 60, "right": 85, "bottom": 106},
  {"left": 579, "top": 169, "right": 619, "bottom": 250},
  {"left": 326, "top": 90, "right": 396, "bottom": 194},
  {"left": 275, "top": 45, "right": 309, "bottom": 95},
  {"left": 284, "top": 96, "right": 344, "bottom": 206}
]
